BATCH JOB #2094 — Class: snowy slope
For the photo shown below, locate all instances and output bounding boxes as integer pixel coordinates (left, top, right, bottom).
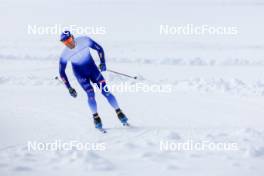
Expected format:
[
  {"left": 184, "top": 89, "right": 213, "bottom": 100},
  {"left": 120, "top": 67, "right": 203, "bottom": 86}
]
[{"left": 1, "top": 60, "right": 264, "bottom": 176}]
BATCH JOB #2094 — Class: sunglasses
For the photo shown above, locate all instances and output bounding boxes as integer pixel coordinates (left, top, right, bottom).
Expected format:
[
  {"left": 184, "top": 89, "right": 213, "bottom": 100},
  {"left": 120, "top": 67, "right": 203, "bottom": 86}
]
[{"left": 62, "top": 37, "right": 73, "bottom": 45}]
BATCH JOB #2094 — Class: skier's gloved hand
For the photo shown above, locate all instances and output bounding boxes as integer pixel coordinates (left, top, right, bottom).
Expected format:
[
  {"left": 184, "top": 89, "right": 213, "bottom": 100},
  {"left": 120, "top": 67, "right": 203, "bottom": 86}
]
[
  {"left": 99, "top": 63, "right": 106, "bottom": 72},
  {"left": 68, "top": 87, "right": 77, "bottom": 98}
]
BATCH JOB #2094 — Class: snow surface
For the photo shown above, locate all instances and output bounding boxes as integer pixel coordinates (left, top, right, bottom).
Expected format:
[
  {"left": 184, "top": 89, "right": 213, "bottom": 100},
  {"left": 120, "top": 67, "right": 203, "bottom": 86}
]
[{"left": 1, "top": 0, "right": 264, "bottom": 176}]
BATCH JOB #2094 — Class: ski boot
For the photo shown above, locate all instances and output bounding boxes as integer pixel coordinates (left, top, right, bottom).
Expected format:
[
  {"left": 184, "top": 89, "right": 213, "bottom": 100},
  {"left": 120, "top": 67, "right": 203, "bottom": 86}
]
[
  {"left": 93, "top": 113, "right": 103, "bottom": 129},
  {"left": 93, "top": 113, "right": 106, "bottom": 133},
  {"left": 116, "top": 108, "right": 129, "bottom": 126}
]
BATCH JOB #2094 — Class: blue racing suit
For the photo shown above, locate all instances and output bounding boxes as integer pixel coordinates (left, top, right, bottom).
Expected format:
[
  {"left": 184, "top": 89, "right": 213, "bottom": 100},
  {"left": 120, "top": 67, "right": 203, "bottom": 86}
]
[{"left": 59, "top": 36, "right": 119, "bottom": 114}]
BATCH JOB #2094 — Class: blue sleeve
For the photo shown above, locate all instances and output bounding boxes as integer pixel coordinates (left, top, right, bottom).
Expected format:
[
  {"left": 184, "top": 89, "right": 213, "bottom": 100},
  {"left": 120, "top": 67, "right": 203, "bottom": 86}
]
[
  {"left": 59, "top": 58, "right": 71, "bottom": 89},
  {"left": 88, "top": 38, "right": 105, "bottom": 64}
]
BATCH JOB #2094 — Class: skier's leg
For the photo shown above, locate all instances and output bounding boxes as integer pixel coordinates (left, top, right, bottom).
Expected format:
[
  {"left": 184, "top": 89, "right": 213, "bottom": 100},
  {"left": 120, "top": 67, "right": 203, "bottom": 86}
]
[
  {"left": 97, "top": 80, "right": 120, "bottom": 110},
  {"left": 72, "top": 65, "right": 104, "bottom": 129},
  {"left": 91, "top": 66, "right": 128, "bottom": 125},
  {"left": 75, "top": 77, "right": 104, "bottom": 128},
  {"left": 86, "top": 88, "right": 97, "bottom": 114},
  {"left": 90, "top": 66, "right": 120, "bottom": 110},
  {"left": 97, "top": 80, "right": 128, "bottom": 125},
  {"left": 72, "top": 66, "right": 98, "bottom": 114},
  {"left": 77, "top": 77, "right": 98, "bottom": 114}
]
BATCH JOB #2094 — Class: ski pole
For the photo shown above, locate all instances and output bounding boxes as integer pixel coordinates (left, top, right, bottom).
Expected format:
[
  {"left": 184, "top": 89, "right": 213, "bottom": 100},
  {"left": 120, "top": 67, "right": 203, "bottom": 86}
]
[
  {"left": 54, "top": 76, "right": 64, "bottom": 84},
  {"left": 107, "top": 69, "right": 138, "bottom": 80}
]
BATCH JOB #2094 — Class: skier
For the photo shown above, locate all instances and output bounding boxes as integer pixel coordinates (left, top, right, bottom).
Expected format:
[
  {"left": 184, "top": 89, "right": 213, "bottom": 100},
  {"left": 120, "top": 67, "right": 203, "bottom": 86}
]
[{"left": 58, "top": 31, "right": 128, "bottom": 130}]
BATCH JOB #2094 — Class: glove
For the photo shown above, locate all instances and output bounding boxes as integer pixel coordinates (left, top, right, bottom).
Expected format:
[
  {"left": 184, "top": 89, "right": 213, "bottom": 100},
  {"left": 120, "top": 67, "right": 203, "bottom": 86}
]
[
  {"left": 99, "top": 63, "right": 106, "bottom": 72},
  {"left": 68, "top": 87, "right": 77, "bottom": 98}
]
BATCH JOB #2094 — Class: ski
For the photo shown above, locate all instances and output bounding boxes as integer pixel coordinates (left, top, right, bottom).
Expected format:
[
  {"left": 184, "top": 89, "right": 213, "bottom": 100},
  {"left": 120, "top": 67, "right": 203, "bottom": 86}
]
[
  {"left": 97, "top": 128, "right": 107, "bottom": 133},
  {"left": 122, "top": 122, "right": 130, "bottom": 127}
]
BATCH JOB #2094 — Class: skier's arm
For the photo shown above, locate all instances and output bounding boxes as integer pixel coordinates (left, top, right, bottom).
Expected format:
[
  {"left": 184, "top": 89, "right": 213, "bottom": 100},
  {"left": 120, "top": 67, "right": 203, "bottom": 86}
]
[
  {"left": 59, "top": 58, "right": 71, "bottom": 89},
  {"left": 88, "top": 38, "right": 105, "bottom": 64}
]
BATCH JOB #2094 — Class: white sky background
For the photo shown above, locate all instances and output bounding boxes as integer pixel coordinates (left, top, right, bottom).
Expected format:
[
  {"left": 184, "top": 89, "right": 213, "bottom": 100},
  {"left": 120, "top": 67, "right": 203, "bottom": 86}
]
[
  {"left": 0, "top": 0, "right": 263, "bottom": 44},
  {"left": 0, "top": 0, "right": 263, "bottom": 62}
]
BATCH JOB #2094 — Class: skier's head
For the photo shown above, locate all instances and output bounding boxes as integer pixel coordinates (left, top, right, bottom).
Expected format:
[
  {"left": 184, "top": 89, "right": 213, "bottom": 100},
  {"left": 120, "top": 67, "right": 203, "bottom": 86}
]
[{"left": 60, "top": 31, "right": 75, "bottom": 49}]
